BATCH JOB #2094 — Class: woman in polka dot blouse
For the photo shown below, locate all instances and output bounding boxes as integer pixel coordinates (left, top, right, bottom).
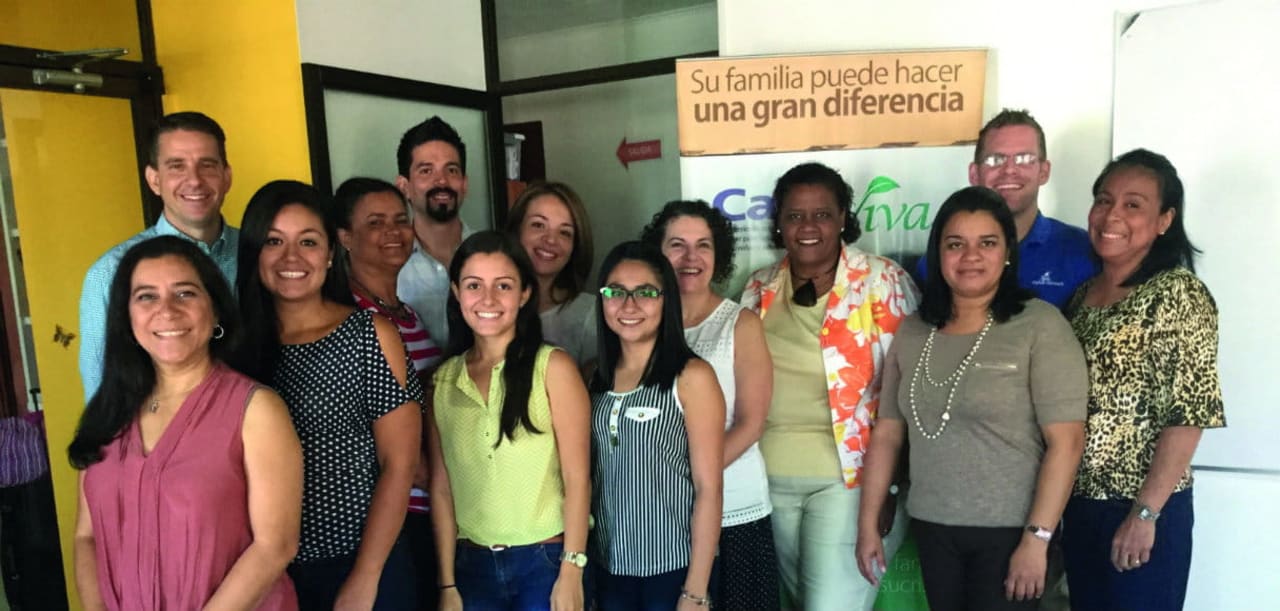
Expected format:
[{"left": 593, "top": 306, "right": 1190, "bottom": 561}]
[{"left": 233, "top": 180, "right": 423, "bottom": 611}]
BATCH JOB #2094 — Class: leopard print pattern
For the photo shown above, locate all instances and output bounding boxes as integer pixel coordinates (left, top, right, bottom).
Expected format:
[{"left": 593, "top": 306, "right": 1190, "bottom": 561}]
[{"left": 1066, "top": 267, "right": 1225, "bottom": 500}]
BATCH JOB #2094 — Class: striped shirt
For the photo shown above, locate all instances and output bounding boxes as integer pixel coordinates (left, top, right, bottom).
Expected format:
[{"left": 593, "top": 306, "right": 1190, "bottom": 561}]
[
  {"left": 353, "top": 290, "right": 443, "bottom": 373},
  {"left": 353, "top": 289, "right": 441, "bottom": 514},
  {"left": 590, "top": 382, "right": 693, "bottom": 577}
]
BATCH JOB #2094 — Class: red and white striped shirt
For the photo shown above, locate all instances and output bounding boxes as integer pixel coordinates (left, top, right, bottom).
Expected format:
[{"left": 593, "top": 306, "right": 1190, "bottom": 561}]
[
  {"left": 353, "top": 290, "right": 443, "bottom": 514},
  {"left": 352, "top": 291, "right": 443, "bottom": 373}
]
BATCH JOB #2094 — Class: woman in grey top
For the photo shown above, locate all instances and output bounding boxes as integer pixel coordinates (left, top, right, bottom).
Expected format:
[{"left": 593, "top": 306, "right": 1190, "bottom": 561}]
[
  {"left": 506, "top": 182, "right": 597, "bottom": 368},
  {"left": 855, "top": 187, "right": 1087, "bottom": 611}
]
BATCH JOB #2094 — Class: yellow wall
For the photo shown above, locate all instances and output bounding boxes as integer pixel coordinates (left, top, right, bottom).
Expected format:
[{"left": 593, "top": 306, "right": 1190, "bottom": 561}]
[
  {"left": 4, "top": 3, "right": 311, "bottom": 609},
  {"left": 0, "top": 89, "right": 144, "bottom": 611},
  {"left": 150, "top": 1, "right": 313, "bottom": 221},
  {"left": 0, "top": 0, "right": 142, "bottom": 59}
]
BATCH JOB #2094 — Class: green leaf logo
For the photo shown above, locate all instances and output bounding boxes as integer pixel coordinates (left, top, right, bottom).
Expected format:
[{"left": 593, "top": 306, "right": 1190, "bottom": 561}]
[{"left": 854, "top": 176, "right": 901, "bottom": 217}]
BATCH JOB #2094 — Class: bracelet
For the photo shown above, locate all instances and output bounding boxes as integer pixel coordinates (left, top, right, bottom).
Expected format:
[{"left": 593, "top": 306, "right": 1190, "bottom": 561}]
[
  {"left": 680, "top": 588, "right": 712, "bottom": 607},
  {"left": 439, "top": 584, "right": 457, "bottom": 590}
]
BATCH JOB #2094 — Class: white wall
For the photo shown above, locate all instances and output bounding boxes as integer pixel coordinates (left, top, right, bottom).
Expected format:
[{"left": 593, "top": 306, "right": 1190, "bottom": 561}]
[
  {"left": 498, "top": 6, "right": 715, "bottom": 278},
  {"left": 295, "top": 0, "right": 487, "bottom": 90},
  {"left": 718, "top": 0, "right": 1194, "bottom": 228},
  {"left": 498, "top": 4, "right": 717, "bottom": 81}
]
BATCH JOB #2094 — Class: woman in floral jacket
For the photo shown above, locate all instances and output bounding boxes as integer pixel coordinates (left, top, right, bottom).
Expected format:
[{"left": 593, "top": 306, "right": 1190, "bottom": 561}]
[{"left": 740, "top": 162, "right": 918, "bottom": 611}]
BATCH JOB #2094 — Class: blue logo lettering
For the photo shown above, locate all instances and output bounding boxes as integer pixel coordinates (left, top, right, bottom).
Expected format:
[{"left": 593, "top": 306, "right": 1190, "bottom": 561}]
[{"left": 712, "top": 188, "right": 774, "bottom": 221}]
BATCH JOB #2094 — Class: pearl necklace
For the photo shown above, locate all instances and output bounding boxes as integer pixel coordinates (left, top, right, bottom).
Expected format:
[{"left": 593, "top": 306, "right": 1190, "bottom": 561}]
[{"left": 908, "top": 312, "right": 993, "bottom": 440}]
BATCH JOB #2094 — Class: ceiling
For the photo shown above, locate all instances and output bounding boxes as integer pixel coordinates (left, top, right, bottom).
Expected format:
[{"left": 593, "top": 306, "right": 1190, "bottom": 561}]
[{"left": 495, "top": 0, "right": 715, "bottom": 39}]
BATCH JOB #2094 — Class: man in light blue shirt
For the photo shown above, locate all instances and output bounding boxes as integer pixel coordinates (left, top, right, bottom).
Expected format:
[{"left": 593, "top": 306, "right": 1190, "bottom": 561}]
[
  {"left": 395, "top": 116, "right": 474, "bottom": 346},
  {"left": 917, "top": 109, "right": 1096, "bottom": 308},
  {"left": 78, "top": 112, "right": 238, "bottom": 400}
]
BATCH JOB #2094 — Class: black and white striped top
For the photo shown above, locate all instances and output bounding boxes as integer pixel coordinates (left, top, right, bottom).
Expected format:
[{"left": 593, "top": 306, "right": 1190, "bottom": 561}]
[{"left": 590, "top": 382, "right": 694, "bottom": 577}]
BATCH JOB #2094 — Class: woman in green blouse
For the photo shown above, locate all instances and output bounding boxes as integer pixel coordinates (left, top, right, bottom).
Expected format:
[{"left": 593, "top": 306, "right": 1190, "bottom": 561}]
[{"left": 1062, "top": 149, "right": 1225, "bottom": 611}]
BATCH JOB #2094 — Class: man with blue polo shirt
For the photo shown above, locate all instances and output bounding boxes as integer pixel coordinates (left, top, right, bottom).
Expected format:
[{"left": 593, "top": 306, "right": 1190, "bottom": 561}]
[
  {"left": 918, "top": 108, "right": 1095, "bottom": 308},
  {"left": 78, "top": 112, "right": 238, "bottom": 400}
]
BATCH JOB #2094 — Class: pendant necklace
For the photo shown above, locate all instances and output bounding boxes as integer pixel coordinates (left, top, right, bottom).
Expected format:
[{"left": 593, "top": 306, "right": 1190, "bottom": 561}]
[
  {"left": 908, "top": 311, "right": 993, "bottom": 440},
  {"left": 792, "top": 260, "right": 838, "bottom": 307}
]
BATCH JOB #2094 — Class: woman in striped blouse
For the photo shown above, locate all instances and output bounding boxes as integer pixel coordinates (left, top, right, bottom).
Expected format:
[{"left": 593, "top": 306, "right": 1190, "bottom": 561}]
[
  {"left": 589, "top": 241, "right": 725, "bottom": 610},
  {"left": 334, "top": 177, "right": 444, "bottom": 609}
]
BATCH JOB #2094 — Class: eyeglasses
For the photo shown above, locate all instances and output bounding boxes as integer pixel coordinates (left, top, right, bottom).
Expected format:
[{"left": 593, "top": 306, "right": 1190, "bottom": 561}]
[
  {"left": 599, "top": 285, "right": 663, "bottom": 303},
  {"left": 978, "top": 153, "right": 1040, "bottom": 168}
]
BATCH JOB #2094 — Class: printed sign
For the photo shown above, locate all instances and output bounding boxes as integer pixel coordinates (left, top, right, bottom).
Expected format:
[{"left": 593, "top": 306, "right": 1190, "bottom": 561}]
[
  {"left": 681, "top": 145, "right": 973, "bottom": 296},
  {"left": 676, "top": 49, "right": 987, "bottom": 156}
]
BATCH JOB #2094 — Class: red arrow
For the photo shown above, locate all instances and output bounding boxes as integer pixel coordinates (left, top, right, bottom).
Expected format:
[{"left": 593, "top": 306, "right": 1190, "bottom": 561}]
[{"left": 616, "top": 137, "right": 661, "bottom": 169}]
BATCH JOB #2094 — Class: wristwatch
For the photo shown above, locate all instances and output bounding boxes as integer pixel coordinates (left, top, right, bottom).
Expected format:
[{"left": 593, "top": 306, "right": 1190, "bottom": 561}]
[
  {"left": 1025, "top": 524, "right": 1053, "bottom": 543},
  {"left": 560, "top": 550, "right": 588, "bottom": 568},
  {"left": 1134, "top": 503, "right": 1161, "bottom": 522}
]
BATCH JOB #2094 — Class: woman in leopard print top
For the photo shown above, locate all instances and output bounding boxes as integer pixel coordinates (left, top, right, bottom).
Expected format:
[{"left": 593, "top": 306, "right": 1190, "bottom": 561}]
[{"left": 1061, "top": 149, "right": 1225, "bottom": 611}]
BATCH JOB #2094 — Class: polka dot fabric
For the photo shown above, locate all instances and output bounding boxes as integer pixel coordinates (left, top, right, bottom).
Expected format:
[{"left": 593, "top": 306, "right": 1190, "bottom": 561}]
[{"left": 274, "top": 309, "right": 420, "bottom": 562}]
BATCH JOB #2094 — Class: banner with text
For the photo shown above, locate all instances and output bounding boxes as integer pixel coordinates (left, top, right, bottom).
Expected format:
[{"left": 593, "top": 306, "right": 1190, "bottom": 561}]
[
  {"left": 676, "top": 49, "right": 986, "bottom": 156},
  {"left": 682, "top": 146, "right": 973, "bottom": 296},
  {"left": 677, "top": 49, "right": 988, "bottom": 611}
]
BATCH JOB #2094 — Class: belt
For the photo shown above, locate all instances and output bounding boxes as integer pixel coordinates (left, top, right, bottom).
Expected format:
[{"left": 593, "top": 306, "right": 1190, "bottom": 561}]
[{"left": 459, "top": 533, "right": 564, "bottom": 552}]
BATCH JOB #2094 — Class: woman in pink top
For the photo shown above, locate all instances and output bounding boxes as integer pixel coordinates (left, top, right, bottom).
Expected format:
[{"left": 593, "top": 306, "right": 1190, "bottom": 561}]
[{"left": 69, "top": 236, "right": 303, "bottom": 610}]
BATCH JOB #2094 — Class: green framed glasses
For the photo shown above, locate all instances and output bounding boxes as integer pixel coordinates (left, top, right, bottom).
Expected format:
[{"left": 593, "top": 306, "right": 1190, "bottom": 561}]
[{"left": 599, "top": 285, "right": 663, "bottom": 303}]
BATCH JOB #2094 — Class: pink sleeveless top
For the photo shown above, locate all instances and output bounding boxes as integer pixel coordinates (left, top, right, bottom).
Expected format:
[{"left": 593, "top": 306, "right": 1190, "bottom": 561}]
[{"left": 82, "top": 363, "right": 297, "bottom": 610}]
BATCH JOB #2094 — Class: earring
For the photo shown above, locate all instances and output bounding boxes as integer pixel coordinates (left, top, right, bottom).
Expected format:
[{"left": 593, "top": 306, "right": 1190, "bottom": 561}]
[
  {"left": 212, "top": 324, "right": 225, "bottom": 340},
  {"left": 327, "top": 260, "right": 333, "bottom": 268},
  {"left": 1004, "top": 260, "right": 1011, "bottom": 267}
]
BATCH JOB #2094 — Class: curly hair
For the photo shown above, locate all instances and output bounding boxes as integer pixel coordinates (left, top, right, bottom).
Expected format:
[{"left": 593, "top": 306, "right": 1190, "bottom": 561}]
[{"left": 639, "top": 199, "right": 737, "bottom": 284}]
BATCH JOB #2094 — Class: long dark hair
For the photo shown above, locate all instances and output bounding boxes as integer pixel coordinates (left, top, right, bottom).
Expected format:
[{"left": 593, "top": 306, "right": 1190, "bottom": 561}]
[
  {"left": 1091, "top": 148, "right": 1199, "bottom": 286},
  {"left": 69, "top": 236, "right": 241, "bottom": 468},
  {"left": 920, "top": 186, "right": 1033, "bottom": 327},
  {"left": 231, "top": 180, "right": 353, "bottom": 383},
  {"left": 590, "top": 241, "right": 696, "bottom": 393},
  {"left": 445, "top": 231, "right": 544, "bottom": 445},
  {"left": 504, "top": 181, "right": 595, "bottom": 304}
]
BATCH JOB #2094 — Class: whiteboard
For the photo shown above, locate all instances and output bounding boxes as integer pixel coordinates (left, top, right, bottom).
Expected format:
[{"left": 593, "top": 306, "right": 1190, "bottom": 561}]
[{"left": 1113, "top": 0, "right": 1280, "bottom": 473}]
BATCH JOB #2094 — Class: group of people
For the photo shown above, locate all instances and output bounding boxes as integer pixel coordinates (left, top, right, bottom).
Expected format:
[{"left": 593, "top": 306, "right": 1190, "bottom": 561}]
[{"left": 68, "top": 107, "right": 1222, "bottom": 611}]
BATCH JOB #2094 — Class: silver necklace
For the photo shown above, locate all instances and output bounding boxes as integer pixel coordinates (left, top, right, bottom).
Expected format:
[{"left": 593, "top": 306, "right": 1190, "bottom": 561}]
[{"left": 908, "top": 312, "right": 993, "bottom": 440}]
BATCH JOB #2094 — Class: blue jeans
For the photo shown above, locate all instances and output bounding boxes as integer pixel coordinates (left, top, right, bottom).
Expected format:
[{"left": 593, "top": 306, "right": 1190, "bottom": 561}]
[
  {"left": 596, "top": 567, "right": 688, "bottom": 611},
  {"left": 1062, "top": 488, "right": 1194, "bottom": 611},
  {"left": 455, "top": 541, "right": 567, "bottom": 610},
  {"left": 288, "top": 537, "right": 417, "bottom": 611}
]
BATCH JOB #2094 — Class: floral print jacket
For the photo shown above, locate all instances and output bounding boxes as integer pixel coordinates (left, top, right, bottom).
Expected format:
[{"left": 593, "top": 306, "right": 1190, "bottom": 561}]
[{"left": 740, "top": 244, "right": 919, "bottom": 488}]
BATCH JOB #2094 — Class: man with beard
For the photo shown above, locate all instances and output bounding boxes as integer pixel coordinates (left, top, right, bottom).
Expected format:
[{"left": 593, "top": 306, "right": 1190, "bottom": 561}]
[
  {"left": 395, "top": 116, "right": 475, "bottom": 346},
  {"left": 79, "top": 111, "right": 237, "bottom": 400},
  {"left": 917, "top": 108, "right": 1095, "bottom": 309}
]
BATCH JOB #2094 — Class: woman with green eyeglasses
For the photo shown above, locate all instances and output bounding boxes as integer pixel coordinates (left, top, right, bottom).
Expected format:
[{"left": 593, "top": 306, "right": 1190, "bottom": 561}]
[
  {"left": 589, "top": 241, "right": 725, "bottom": 611},
  {"left": 740, "top": 163, "right": 919, "bottom": 610}
]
